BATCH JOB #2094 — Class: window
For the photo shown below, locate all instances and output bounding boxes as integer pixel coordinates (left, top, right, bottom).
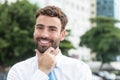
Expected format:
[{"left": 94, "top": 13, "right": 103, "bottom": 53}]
[{"left": 91, "top": 3, "right": 94, "bottom": 7}]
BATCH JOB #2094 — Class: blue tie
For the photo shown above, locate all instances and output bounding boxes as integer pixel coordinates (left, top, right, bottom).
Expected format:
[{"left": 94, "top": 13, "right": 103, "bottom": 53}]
[{"left": 48, "top": 69, "right": 56, "bottom": 80}]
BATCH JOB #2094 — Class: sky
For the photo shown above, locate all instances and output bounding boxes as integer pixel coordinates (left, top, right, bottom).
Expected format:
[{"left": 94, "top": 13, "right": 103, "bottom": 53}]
[
  {"left": 0, "top": 0, "right": 40, "bottom": 5},
  {"left": 0, "top": 0, "right": 16, "bottom": 4}
]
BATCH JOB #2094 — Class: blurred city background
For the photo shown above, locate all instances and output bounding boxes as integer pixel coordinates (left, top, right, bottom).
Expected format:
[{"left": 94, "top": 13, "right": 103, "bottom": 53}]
[{"left": 0, "top": 0, "right": 120, "bottom": 80}]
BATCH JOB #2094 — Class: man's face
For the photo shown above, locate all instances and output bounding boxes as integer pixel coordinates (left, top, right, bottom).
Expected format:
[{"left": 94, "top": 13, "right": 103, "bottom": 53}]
[{"left": 33, "top": 15, "right": 66, "bottom": 53}]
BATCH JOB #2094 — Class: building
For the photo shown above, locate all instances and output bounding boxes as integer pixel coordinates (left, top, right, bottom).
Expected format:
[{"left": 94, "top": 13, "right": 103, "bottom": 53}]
[
  {"left": 90, "top": 0, "right": 97, "bottom": 27},
  {"left": 97, "top": 0, "right": 120, "bottom": 28}
]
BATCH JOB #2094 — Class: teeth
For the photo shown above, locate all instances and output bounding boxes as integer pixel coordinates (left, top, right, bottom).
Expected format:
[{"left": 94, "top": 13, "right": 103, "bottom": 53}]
[{"left": 40, "top": 40, "right": 49, "bottom": 43}]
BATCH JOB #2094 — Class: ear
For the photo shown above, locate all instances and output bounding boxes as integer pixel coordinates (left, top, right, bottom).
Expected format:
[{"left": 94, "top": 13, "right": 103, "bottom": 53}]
[{"left": 60, "top": 30, "right": 66, "bottom": 41}]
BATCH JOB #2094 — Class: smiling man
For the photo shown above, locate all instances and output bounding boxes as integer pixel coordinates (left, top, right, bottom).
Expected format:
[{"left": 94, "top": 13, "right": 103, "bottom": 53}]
[{"left": 7, "top": 6, "right": 92, "bottom": 80}]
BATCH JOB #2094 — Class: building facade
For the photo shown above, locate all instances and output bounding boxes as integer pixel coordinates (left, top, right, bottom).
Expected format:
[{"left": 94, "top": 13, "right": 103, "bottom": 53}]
[
  {"left": 90, "top": 0, "right": 97, "bottom": 27},
  {"left": 97, "top": 0, "right": 120, "bottom": 28}
]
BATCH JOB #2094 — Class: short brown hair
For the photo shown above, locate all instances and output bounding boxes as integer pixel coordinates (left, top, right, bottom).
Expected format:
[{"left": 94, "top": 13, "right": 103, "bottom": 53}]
[{"left": 35, "top": 6, "right": 68, "bottom": 31}]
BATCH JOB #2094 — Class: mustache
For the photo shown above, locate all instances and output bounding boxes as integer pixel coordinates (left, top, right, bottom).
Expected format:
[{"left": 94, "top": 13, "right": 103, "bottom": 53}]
[{"left": 36, "top": 37, "right": 53, "bottom": 42}]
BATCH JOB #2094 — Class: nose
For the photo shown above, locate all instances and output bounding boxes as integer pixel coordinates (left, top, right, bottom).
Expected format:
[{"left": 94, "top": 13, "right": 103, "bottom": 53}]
[{"left": 40, "top": 29, "right": 49, "bottom": 38}]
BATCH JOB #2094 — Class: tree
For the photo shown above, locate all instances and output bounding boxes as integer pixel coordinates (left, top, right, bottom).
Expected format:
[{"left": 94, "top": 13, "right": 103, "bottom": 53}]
[
  {"left": 0, "top": 0, "right": 74, "bottom": 66},
  {"left": 79, "top": 16, "right": 120, "bottom": 69},
  {"left": 0, "top": 0, "right": 38, "bottom": 66},
  {"left": 60, "top": 30, "right": 75, "bottom": 56}
]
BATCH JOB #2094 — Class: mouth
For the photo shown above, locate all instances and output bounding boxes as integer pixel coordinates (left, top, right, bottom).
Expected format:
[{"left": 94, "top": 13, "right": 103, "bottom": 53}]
[{"left": 37, "top": 38, "right": 51, "bottom": 46}]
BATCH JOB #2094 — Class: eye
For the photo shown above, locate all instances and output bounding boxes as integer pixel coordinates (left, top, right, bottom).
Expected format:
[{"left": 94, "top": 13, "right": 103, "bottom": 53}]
[
  {"left": 35, "top": 24, "right": 44, "bottom": 29},
  {"left": 37, "top": 26, "right": 43, "bottom": 29},
  {"left": 50, "top": 28, "right": 57, "bottom": 31},
  {"left": 49, "top": 26, "right": 57, "bottom": 32}
]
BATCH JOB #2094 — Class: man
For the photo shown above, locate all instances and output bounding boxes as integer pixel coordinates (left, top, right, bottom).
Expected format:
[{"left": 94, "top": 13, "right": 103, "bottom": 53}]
[{"left": 7, "top": 6, "right": 92, "bottom": 80}]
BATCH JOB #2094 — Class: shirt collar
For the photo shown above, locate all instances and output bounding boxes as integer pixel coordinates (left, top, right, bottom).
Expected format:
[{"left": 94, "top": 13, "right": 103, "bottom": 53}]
[{"left": 55, "top": 50, "right": 63, "bottom": 67}]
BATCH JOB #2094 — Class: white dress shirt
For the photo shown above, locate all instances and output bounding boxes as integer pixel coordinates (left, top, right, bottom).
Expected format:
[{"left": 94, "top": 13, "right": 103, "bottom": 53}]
[{"left": 7, "top": 51, "right": 92, "bottom": 80}]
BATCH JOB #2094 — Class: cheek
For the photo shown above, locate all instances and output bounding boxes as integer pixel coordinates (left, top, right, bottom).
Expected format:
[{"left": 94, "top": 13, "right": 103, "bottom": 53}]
[
  {"left": 33, "top": 31, "right": 38, "bottom": 39},
  {"left": 49, "top": 34, "right": 59, "bottom": 41},
  {"left": 33, "top": 31, "right": 36, "bottom": 37},
  {"left": 33, "top": 30, "right": 40, "bottom": 37},
  {"left": 56, "top": 34, "right": 62, "bottom": 40}
]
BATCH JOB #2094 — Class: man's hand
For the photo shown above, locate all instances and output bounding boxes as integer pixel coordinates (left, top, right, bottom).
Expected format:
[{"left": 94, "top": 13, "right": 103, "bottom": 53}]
[{"left": 35, "top": 47, "right": 58, "bottom": 74}]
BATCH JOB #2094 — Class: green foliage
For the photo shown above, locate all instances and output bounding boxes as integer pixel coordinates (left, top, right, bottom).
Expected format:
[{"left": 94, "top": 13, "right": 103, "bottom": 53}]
[
  {"left": 90, "top": 16, "right": 120, "bottom": 26},
  {"left": 0, "top": 0, "right": 74, "bottom": 66},
  {"left": 59, "top": 29, "right": 74, "bottom": 56},
  {"left": 60, "top": 39, "right": 74, "bottom": 56},
  {"left": 0, "top": 0, "right": 38, "bottom": 66},
  {"left": 80, "top": 16, "right": 120, "bottom": 63}
]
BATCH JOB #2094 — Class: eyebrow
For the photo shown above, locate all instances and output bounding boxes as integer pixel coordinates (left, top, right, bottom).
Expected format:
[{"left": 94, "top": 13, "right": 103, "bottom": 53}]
[
  {"left": 35, "top": 24, "right": 44, "bottom": 27},
  {"left": 36, "top": 23, "right": 57, "bottom": 29},
  {"left": 48, "top": 26, "right": 57, "bottom": 29}
]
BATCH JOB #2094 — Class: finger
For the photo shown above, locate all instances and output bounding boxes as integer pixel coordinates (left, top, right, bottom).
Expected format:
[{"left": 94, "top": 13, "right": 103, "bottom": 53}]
[
  {"left": 44, "top": 47, "right": 54, "bottom": 55},
  {"left": 51, "top": 48, "right": 59, "bottom": 56}
]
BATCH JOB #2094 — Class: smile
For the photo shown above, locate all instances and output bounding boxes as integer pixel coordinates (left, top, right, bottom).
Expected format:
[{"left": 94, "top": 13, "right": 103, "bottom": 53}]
[{"left": 38, "top": 39, "right": 51, "bottom": 46}]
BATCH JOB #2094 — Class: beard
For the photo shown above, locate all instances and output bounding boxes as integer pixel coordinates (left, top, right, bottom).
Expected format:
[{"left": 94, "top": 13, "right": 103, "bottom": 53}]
[{"left": 34, "top": 37, "right": 60, "bottom": 53}]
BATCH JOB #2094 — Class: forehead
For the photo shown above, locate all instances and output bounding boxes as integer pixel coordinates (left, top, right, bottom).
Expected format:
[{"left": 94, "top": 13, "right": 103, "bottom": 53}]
[{"left": 36, "top": 15, "right": 62, "bottom": 28}]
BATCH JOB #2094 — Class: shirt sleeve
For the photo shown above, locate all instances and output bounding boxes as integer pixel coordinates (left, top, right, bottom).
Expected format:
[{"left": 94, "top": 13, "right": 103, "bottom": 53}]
[
  {"left": 82, "top": 66, "right": 92, "bottom": 80},
  {"left": 73, "top": 60, "right": 92, "bottom": 80},
  {"left": 7, "top": 67, "right": 20, "bottom": 80},
  {"left": 7, "top": 67, "right": 49, "bottom": 80},
  {"left": 79, "top": 63, "right": 92, "bottom": 80}
]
